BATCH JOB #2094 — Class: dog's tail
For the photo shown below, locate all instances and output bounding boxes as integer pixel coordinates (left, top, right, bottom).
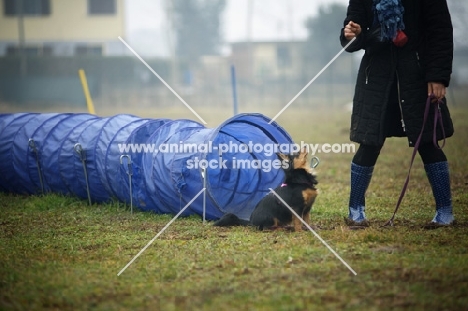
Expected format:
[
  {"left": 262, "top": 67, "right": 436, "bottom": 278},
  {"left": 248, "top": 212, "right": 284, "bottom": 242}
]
[{"left": 213, "top": 213, "right": 250, "bottom": 227}]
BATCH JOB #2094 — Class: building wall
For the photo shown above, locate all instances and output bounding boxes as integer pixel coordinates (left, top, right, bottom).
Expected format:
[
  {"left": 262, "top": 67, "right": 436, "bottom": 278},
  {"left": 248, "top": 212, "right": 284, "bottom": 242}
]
[
  {"left": 252, "top": 43, "right": 277, "bottom": 79},
  {"left": 0, "top": 0, "right": 126, "bottom": 55},
  {"left": 231, "top": 41, "right": 306, "bottom": 82},
  {"left": 0, "top": 0, "right": 125, "bottom": 40}
]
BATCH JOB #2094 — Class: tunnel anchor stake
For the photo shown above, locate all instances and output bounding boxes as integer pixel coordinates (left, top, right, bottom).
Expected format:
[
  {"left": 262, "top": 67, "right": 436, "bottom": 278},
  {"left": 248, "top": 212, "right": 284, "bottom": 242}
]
[
  {"left": 120, "top": 155, "right": 133, "bottom": 214},
  {"left": 74, "top": 143, "right": 92, "bottom": 206}
]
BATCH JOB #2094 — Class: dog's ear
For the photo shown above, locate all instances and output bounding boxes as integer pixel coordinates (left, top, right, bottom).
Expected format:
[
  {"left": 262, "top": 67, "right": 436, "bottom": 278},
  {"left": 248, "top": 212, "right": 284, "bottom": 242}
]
[
  {"left": 277, "top": 153, "right": 289, "bottom": 162},
  {"left": 298, "top": 146, "right": 308, "bottom": 159}
]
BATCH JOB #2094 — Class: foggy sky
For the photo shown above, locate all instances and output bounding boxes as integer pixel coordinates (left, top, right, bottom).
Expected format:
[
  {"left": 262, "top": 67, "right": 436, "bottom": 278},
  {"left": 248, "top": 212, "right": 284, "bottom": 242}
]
[
  {"left": 125, "top": 0, "right": 349, "bottom": 57},
  {"left": 124, "top": 0, "right": 466, "bottom": 57}
]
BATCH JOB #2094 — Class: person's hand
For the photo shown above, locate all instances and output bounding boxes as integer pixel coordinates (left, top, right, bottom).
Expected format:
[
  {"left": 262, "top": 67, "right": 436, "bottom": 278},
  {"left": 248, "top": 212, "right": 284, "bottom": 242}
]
[
  {"left": 344, "top": 21, "right": 361, "bottom": 40},
  {"left": 428, "top": 82, "right": 446, "bottom": 101}
]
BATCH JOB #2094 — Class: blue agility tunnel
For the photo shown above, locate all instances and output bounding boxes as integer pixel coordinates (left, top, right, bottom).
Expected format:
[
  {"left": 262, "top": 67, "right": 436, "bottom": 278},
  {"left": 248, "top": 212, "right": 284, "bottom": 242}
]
[{"left": 0, "top": 113, "right": 293, "bottom": 220}]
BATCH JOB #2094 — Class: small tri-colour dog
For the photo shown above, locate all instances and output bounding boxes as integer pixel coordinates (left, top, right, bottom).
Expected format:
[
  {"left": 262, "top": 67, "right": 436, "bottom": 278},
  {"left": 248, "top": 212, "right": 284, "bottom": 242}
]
[{"left": 214, "top": 147, "right": 318, "bottom": 232}]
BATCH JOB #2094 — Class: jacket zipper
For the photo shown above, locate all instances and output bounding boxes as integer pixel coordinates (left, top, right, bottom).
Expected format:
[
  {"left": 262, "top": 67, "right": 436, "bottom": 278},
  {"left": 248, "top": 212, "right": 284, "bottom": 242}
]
[{"left": 395, "top": 70, "right": 406, "bottom": 132}]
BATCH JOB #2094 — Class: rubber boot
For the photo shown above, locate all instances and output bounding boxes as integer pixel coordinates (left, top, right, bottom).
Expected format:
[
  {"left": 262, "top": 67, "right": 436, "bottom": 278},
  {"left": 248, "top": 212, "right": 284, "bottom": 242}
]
[
  {"left": 345, "top": 162, "right": 373, "bottom": 227},
  {"left": 424, "top": 161, "right": 454, "bottom": 228}
]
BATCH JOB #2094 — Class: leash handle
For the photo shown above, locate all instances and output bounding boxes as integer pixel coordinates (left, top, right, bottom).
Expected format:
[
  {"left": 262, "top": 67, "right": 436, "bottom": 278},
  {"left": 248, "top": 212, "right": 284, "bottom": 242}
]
[
  {"left": 433, "top": 99, "right": 446, "bottom": 149},
  {"left": 382, "top": 94, "right": 445, "bottom": 227}
]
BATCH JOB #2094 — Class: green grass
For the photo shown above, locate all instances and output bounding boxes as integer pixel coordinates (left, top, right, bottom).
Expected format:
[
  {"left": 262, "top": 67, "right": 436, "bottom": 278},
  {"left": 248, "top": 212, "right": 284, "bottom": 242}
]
[{"left": 1, "top": 107, "right": 468, "bottom": 311}]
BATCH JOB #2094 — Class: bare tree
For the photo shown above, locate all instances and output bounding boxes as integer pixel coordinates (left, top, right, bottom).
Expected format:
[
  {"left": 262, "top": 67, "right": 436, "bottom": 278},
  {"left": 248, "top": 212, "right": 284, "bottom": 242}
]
[{"left": 171, "top": 0, "right": 226, "bottom": 64}]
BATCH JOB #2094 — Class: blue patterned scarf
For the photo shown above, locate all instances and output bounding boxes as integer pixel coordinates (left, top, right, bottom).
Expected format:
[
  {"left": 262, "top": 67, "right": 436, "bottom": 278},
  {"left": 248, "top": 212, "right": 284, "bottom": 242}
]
[{"left": 372, "top": 0, "right": 405, "bottom": 41}]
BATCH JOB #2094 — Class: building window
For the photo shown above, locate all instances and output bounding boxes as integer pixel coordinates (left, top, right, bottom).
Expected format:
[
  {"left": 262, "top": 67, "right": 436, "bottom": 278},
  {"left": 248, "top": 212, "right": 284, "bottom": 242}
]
[
  {"left": 4, "top": 0, "right": 51, "bottom": 16},
  {"left": 75, "top": 45, "right": 103, "bottom": 56},
  {"left": 277, "top": 46, "right": 292, "bottom": 68},
  {"left": 6, "top": 45, "right": 53, "bottom": 56},
  {"left": 88, "top": 0, "right": 115, "bottom": 15}
]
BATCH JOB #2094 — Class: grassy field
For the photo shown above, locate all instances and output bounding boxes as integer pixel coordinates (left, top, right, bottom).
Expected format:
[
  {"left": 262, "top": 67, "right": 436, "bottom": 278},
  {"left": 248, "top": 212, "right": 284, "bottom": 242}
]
[{"left": 1, "top": 105, "right": 468, "bottom": 311}]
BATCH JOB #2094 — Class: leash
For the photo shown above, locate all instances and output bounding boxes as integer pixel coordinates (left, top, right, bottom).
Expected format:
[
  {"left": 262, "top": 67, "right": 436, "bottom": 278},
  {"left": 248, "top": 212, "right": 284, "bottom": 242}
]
[{"left": 382, "top": 94, "right": 446, "bottom": 227}]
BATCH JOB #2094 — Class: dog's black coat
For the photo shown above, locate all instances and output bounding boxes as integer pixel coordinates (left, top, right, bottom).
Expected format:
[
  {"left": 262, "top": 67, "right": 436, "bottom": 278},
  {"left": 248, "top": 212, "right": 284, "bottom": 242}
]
[
  {"left": 250, "top": 168, "right": 317, "bottom": 230},
  {"left": 213, "top": 155, "right": 318, "bottom": 231},
  {"left": 213, "top": 212, "right": 250, "bottom": 226}
]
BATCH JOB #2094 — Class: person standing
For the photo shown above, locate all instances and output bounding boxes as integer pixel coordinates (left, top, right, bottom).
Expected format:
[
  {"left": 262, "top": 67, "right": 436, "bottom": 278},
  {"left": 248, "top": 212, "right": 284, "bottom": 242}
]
[{"left": 340, "top": 0, "right": 455, "bottom": 227}]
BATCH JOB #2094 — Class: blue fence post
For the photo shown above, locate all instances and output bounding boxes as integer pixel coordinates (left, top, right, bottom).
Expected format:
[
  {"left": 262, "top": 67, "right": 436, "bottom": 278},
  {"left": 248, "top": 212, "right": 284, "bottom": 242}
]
[{"left": 231, "top": 65, "right": 238, "bottom": 116}]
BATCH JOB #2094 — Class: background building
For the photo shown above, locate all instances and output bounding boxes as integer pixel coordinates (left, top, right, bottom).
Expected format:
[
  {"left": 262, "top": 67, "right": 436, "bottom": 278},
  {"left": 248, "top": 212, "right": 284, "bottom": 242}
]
[{"left": 0, "top": 0, "right": 126, "bottom": 56}]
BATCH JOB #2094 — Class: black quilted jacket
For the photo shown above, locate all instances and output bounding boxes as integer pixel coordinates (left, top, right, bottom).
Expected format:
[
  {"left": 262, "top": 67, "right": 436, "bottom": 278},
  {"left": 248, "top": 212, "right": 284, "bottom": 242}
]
[{"left": 340, "top": 0, "right": 454, "bottom": 146}]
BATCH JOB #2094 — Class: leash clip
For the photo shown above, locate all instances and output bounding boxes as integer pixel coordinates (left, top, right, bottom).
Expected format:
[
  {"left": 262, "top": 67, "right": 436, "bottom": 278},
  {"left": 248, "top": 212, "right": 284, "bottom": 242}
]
[
  {"left": 310, "top": 156, "right": 320, "bottom": 168},
  {"left": 381, "top": 218, "right": 394, "bottom": 227}
]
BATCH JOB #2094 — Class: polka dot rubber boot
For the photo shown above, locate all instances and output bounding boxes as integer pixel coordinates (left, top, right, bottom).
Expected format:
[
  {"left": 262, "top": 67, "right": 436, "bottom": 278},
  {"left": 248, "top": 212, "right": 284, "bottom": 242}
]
[
  {"left": 346, "top": 162, "right": 374, "bottom": 226},
  {"left": 424, "top": 161, "right": 454, "bottom": 226}
]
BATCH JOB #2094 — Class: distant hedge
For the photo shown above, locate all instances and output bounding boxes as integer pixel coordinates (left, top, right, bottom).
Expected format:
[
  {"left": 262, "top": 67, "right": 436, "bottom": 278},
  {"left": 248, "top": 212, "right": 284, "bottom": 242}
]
[
  {"left": 0, "top": 56, "right": 190, "bottom": 104},
  {"left": 0, "top": 56, "right": 174, "bottom": 84}
]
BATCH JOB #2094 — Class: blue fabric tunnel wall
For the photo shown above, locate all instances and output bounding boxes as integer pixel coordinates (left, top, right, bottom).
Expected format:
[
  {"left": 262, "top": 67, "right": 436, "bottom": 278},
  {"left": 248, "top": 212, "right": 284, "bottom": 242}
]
[{"left": 0, "top": 113, "right": 293, "bottom": 220}]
